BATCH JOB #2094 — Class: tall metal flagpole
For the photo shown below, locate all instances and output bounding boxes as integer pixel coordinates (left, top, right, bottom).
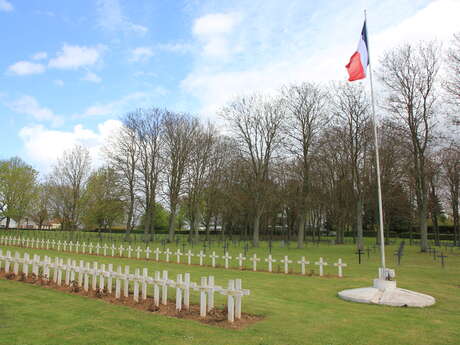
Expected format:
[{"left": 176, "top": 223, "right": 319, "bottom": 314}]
[{"left": 364, "top": 10, "right": 386, "bottom": 271}]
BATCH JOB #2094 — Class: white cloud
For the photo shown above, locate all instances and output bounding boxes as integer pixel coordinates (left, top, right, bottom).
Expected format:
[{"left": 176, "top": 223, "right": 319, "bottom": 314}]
[
  {"left": 130, "top": 47, "right": 154, "bottom": 62},
  {"left": 6, "top": 95, "right": 62, "bottom": 126},
  {"left": 7, "top": 61, "right": 45, "bottom": 75},
  {"left": 79, "top": 91, "right": 161, "bottom": 117},
  {"left": 0, "top": 0, "right": 13, "bottom": 12},
  {"left": 192, "top": 12, "right": 241, "bottom": 58},
  {"left": 82, "top": 71, "right": 102, "bottom": 83},
  {"left": 156, "top": 42, "right": 193, "bottom": 54},
  {"left": 31, "top": 52, "right": 48, "bottom": 60},
  {"left": 182, "top": 0, "right": 460, "bottom": 116},
  {"left": 48, "top": 44, "right": 105, "bottom": 70},
  {"left": 54, "top": 79, "right": 64, "bottom": 87},
  {"left": 96, "top": 0, "right": 148, "bottom": 35},
  {"left": 19, "top": 119, "right": 122, "bottom": 171}
]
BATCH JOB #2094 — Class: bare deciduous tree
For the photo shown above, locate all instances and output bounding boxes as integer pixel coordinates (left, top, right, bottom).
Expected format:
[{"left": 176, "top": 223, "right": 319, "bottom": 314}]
[
  {"left": 281, "top": 82, "right": 329, "bottom": 248},
  {"left": 440, "top": 143, "right": 460, "bottom": 245},
  {"left": 135, "top": 108, "right": 165, "bottom": 241},
  {"left": 163, "top": 111, "right": 199, "bottom": 242},
  {"left": 221, "top": 94, "right": 285, "bottom": 246},
  {"left": 379, "top": 42, "right": 440, "bottom": 251},
  {"left": 331, "top": 83, "right": 371, "bottom": 249},
  {"left": 105, "top": 114, "right": 139, "bottom": 238},
  {"left": 49, "top": 146, "right": 91, "bottom": 230}
]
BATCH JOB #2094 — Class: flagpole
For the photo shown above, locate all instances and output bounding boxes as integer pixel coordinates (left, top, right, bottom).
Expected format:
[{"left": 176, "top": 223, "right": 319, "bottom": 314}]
[{"left": 364, "top": 10, "right": 386, "bottom": 271}]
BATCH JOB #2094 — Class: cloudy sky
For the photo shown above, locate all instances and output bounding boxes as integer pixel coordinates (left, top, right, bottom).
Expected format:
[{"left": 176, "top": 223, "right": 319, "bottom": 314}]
[{"left": 1, "top": 0, "right": 458, "bottom": 171}]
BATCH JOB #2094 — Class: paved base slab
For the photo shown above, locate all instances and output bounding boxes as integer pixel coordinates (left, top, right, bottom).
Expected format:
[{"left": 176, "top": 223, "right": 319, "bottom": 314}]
[{"left": 338, "top": 286, "right": 436, "bottom": 307}]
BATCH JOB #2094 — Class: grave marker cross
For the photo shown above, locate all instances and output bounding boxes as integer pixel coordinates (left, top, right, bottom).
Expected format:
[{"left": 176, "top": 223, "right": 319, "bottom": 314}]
[
  {"left": 209, "top": 251, "right": 219, "bottom": 268},
  {"left": 265, "top": 255, "right": 277, "bottom": 272},
  {"left": 280, "top": 256, "right": 292, "bottom": 274},
  {"left": 297, "top": 256, "right": 310, "bottom": 275},
  {"left": 249, "top": 253, "right": 260, "bottom": 271},
  {"left": 315, "top": 257, "right": 328, "bottom": 277},
  {"left": 185, "top": 250, "right": 194, "bottom": 265},
  {"left": 437, "top": 252, "right": 447, "bottom": 268},
  {"left": 355, "top": 249, "right": 364, "bottom": 264},
  {"left": 164, "top": 248, "right": 172, "bottom": 262},
  {"left": 236, "top": 253, "right": 246, "bottom": 269},
  {"left": 197, "top": 250, "right": 206, "bottom": 266},
  {"left": 333, "top": 258, "right": 347, "bottom": 277},
  {"left": 222, "top": 252, "right": 232, "bottom": 269}
]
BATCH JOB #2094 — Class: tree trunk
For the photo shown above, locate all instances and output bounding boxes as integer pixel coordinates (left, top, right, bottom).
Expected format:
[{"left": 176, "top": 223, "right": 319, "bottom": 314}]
[
  {"left": 144, "top": 206, "right": 151, "bottom": 243},
  {"left": 5, "top": 217, "right": 10, "bottom": 229},
  {"left": 253, "top": 210, "right": 262, "bottom": 247},
  {"left": 419, "top": 202, "right": 428, "bottom": 251},
  {"left": 168, "top": 203, "right": 177, "bottom": 242},
  {"left": 356, "top": 198, "right": 364, "bottom": 249},
  {"left": 297, "top": 214, "right": 305, "bottom": 248}
]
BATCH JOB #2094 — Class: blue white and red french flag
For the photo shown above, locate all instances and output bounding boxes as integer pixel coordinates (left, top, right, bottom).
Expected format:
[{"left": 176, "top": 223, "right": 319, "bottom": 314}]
[{"left": 346, "top": 21, "right": 369, "bottom": 81}]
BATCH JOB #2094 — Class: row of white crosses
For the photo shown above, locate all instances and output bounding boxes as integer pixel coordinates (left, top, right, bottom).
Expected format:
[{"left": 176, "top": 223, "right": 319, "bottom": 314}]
[
  {"left": 0, "top": 236, "right": 347, "bottom": 277},
  {"left": 0, "top": 249, "right": 250, "bottom": 323}
]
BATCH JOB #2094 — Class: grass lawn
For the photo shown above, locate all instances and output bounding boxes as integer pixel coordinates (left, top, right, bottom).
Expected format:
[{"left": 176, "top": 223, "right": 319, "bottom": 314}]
[{"left": 0, "top": 241, "right": 459, "bottom": 345}]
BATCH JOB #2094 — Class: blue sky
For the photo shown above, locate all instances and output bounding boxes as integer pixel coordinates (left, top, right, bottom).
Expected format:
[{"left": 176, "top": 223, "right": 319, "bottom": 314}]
[{"left": 0, "top": 0, "right": 458, "bottom": 172}]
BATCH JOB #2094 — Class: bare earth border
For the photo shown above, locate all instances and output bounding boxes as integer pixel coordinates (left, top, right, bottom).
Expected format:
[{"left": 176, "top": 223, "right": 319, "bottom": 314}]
[{"left": 0, "top": 271, "right": 263, "bottom": 330}]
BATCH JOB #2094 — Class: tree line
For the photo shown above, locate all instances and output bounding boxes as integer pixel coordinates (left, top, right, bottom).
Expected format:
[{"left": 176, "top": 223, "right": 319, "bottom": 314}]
[{"left": 1, "top": 39, "right": 459, "bottom": 251}]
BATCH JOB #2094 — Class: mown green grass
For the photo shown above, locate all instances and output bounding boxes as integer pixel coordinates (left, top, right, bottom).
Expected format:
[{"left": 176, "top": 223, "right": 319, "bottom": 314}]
[{"left": 0, "top": 242, "right": 459, "bottom": 345}]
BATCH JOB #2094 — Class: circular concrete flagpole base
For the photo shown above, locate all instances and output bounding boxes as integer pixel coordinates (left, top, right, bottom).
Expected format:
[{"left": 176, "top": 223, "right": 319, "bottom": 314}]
[{"left": 338, "top": 269, "right": 436, "bottom": 307}]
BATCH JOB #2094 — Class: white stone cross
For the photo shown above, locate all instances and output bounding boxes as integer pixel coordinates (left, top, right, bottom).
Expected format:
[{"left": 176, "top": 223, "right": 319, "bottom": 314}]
[
  {"left": 127, "top": 245, "right": 133, "bottom": 258},
  {"left": 103, "top": 244, "right": 108, "bottom": 256},
  {"left": 219, "top": 279, "right": 250, "bottom": 322},
  {"left": 154, "top": 248, "right": 162, "bottom": 261},
  {"left": 118, "top": 244, "right": 124, "bottom": 257},
  {"left": 141, "top": 268, "right": 148, "bottom": 300},
  {"left": 40, "top": 239, "right": 45, "bottom": 249},
  {"left": 161, "top": 270, "right": 169, "bottom": 305},
  {"left": 334, "top": 258, "right": 347, "bottom": 278},
  {"left": 123, "top": 266, "right": 130, "bottom": 297},
  {"left": 297, "top": 256, "right": 310, "bottom": 275},
  {"left": 152, "top": 271, "right": 161, "bottom": 306},
  {"left": 280, "top": 256, "right": 292, "bottom": 274},
  {"left": 133, "top": 268, "right": 141, "bottom": 302},
  {"left": 222, "top": 252, "right": 232, "bottom": 269},
  {"left": 195, "top": 276, "right": 208, "bottom": 317},
  {"left": 175, "top": 249, "right": 182, "bottom": 264},
  {"left": 197, "top": 250, "right": 206, "bottom": 266},
  {"left": 75, "top": 241, "right": 80, "bottom": 253},
  {"left": 63, "top": 240, "right": 68, "bottom": 251},
  {"left": 265, "top": 255, "right": 277, "bottom": 272},
  {"left": 185, "top": 250, "right": 194, "bottom": 265},
  {"left": 95, "top": 243, "right": 101, "bottom": 255},
  {"left": 111, "top": 244, "right": 116, "bottom": 256},
  {"left": 82, "top": 242, "right": 87, "bottom": 253},
  {"left": 57, "top": 240, "right": 62, "bottom": 251},
  {"left": 69, "top": 241, "right": 74, "bottom": 252},
  {"left": 209, "top": 251, "right": 219, "bottom": 268},
  {"left": 249, "top": 253, "right": 260, "bottom": 271},
  {"left": 135, "top": 246, "right": 142, "bottom": 259},
  {"left": 46, "top": 239, "right": 50, "bottom": 250},
  {"left": 174, "top": 274, "right": 184, "bottom": 311},
  {"left": 115, "top": 265, "right": 122, "bottom": 299},
  {"left": 315, "top": 257, "right": 328, "bottom": 277},
  {"left": 88, "top": 242, "right": 93, "bottom": 254},
  {"left": 51, "top": 239, "right": 56, "bottom": 250},
  {"left": 30, "top": 238, "right": 35, "bottom": 248},
  {"left": 145, "top": 247, "right": 151, "bottom": 259},
  {"left": 236, "top": 253, "right": 246, "bottom": 269},
  {"left": 164, "top": 248, "right": 172, "bottom": 262}
]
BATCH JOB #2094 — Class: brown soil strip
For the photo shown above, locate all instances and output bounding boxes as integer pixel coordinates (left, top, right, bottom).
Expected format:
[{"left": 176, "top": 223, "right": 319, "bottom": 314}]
[{"left": 0, "top": 271, "right": 263, "bottom": 329}]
